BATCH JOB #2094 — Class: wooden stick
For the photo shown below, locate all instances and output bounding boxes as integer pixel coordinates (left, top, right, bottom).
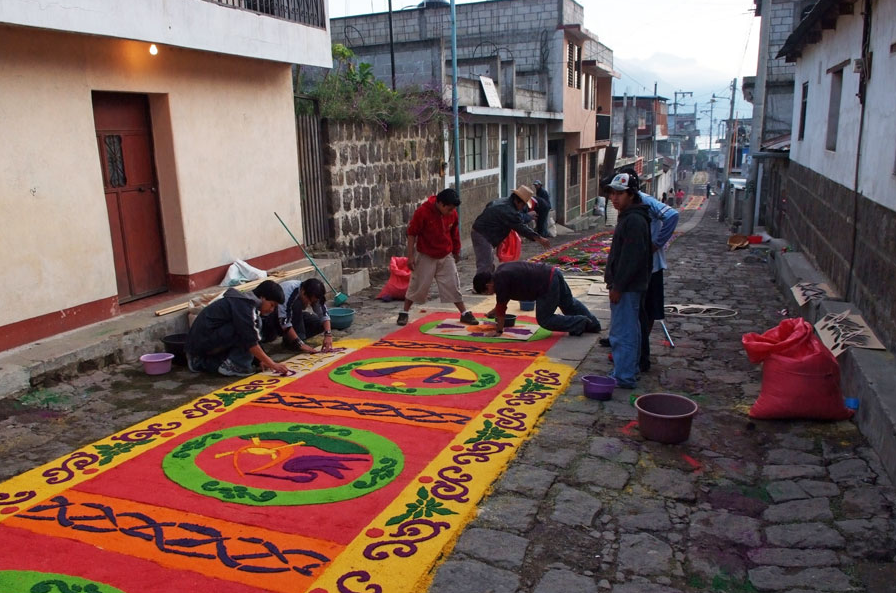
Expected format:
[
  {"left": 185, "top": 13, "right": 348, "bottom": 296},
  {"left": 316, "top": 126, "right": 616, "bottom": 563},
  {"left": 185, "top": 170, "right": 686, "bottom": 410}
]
[{"left": 154, "top": 265, "right": 316, "bottom": 316}]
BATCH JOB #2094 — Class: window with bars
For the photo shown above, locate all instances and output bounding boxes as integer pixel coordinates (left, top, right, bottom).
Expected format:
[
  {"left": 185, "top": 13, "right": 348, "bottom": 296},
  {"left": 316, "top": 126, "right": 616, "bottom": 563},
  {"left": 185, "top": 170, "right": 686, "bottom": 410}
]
[
  {"left": 568, "top": 154, "right": 579, "bottom": 186},
  {"left": 464, "top": 124, "right": 485, "bottom": 172},
  {"left": 526, "top": 125, "right": 538, "bottom": 160},
  {"left": 104, "top": 135, "right": 127, "bottom": 188},
  {"left": 566, "top": 42, "right": 582, "bottom": 89}
]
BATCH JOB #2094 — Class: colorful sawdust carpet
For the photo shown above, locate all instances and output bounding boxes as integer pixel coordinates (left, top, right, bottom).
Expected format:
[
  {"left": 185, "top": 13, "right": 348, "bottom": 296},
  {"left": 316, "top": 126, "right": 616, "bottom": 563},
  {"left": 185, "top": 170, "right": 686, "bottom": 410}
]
[
  {"left": 529, "top": 230, "right": 614, "bottom": 273},
  {"left": 0, "top": 312, "right": 573, "bottom": 593}
]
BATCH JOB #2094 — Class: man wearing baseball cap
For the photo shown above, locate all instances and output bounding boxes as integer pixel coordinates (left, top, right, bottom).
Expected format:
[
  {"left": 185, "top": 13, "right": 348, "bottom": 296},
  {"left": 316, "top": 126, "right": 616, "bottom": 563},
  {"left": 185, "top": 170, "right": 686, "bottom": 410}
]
[{"left": 602, "top": 171, "right": 652, "bottom": 389}]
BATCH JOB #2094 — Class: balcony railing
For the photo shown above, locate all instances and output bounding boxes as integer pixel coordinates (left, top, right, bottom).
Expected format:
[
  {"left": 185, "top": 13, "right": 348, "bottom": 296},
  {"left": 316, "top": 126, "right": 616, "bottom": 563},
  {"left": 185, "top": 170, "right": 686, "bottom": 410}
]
[{"left": 209, "top": 0, "right": 326, "bottom": 29}]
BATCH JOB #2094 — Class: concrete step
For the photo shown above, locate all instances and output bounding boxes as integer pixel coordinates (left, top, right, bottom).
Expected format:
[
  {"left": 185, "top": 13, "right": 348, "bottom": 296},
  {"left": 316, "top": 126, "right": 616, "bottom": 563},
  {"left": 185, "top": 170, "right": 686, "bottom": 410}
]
[{"left": 0, "top": 258, "right": 341, "bottom": 401}]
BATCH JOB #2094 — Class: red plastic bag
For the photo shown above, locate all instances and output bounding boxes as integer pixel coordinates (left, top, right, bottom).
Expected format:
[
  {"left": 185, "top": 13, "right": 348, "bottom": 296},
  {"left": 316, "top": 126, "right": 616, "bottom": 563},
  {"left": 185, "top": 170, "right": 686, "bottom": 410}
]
[
  {"left": 742, "top": 318, "right": 852, "bottom": 420},
  {"left": 497, "top": 231, "right": 522, "bottom": 262},
  {"left": 377, "top": 256, "right": 411, "bottom": 301}
]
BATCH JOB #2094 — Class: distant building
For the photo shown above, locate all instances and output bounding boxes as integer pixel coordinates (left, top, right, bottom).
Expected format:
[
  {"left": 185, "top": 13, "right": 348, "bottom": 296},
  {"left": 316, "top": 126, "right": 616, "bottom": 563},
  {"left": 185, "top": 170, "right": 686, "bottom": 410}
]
[
  {"left": 330, "top": 0, "right": 616, "bottom": 226},
  {"left": 0, "top": 0, "right": 331, "bottom": 351},
  {"left": 610, "top": 95, "right": 673, "bottom": 197}
]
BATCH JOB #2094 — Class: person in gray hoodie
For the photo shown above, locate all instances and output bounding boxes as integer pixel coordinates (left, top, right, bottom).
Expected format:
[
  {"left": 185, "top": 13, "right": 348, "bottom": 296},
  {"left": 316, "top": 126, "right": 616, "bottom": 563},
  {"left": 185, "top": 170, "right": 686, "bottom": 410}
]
[
  {"left": 470, "top": 185, "right": 551, "bottom": 275},
  {"left": 604, "top": 172, "right": 653, "bottom": 389},
  {"left": 186, "top": 279, "right": 290, "bottom": 377}
]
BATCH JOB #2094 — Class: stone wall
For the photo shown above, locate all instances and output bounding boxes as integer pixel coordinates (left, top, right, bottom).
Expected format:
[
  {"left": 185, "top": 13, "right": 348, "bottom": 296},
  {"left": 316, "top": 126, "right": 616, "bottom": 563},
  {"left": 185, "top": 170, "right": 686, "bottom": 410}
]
[
  {"left": 783, "top": 161, "right": 896, "bottom": 352},
  {"left": 323, "top": 121, "right": 443, "bottom": 268},
  {"left": 450, "top": 173, "right": 500, "bottom": 243}
]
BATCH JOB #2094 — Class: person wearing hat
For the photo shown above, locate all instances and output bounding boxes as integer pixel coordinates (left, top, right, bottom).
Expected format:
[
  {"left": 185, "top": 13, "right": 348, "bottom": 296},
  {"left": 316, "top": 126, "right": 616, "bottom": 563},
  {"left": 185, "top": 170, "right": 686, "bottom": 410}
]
[
  {"left": 470, "top": 185, "right": 551, "bottom": 276},
  {"left": 602, "top": 171, "right": 652, "bottom": 389},
  {"left": 532, "top": 180, "right": 552, "bottom": 237}
]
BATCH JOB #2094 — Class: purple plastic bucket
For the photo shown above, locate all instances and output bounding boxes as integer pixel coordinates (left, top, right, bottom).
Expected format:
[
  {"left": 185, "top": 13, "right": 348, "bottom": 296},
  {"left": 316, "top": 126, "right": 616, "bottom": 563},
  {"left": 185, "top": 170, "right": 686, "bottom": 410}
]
[
  {"left": 634, "top": 393, "right": 699, "bottom": 444},
  {"left": 582, "top": 375, "right": 616, "bottom": 400},
  {"left": 140, "top": 352, "right": 174, "bottom": 375}
]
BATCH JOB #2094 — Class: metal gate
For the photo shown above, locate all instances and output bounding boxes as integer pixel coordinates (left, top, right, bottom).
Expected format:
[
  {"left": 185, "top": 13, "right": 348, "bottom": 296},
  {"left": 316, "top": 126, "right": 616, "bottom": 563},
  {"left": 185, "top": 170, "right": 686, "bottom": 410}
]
[{"left": 295, "top": 96, "right": 329, "bottom": 246}]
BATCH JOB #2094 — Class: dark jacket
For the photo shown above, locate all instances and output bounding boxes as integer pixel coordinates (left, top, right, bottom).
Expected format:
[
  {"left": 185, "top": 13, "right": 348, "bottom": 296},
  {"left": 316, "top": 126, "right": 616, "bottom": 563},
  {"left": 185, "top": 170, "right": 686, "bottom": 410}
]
[
  {"left": 471, "top": 197, "right": 541, "bottom": 246},
  {"left": 186, "top": 288, "right": 262, "bottom": 356},
  {"left": 605, "top": 203, "right": 652, "bottom": 293},
  {"left": 493, "top": 261, "right": 555, "bottom": 305}
]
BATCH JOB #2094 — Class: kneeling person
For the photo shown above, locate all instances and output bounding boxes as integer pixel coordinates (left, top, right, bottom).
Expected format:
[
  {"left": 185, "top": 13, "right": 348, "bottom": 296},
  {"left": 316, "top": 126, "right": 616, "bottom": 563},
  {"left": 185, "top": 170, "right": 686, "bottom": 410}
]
[
  {"left": 472, "top": 261, "right": 601, "bottom": 336},
  {"left": 261, "top": 277, "right": 333, "bottom": 353},
  {"left": 186, "top": 279, "right": 290, "bottom": 376}
]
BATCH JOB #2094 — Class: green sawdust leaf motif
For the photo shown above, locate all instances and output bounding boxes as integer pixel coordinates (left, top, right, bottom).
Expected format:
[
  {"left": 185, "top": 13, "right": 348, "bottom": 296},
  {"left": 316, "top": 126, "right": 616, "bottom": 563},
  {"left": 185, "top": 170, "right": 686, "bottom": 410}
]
[
  {"left": 94, "top": 440, "right": 155, "bottom": 466},
  {"left": 384, "top": 486, "right": 457, "bottom": 525},
  {"left": 29, "top": 580, "right": 103, "bottom": 592},
  {"left": 291, "top": 424, "right": 353, "bottom": 437},
  {"left": 353, "top": 457, "right": 398, "bottom": 489},
  {"left": 171, "top": 433, "right": 224, "bottom": 459},
  {"left": 215, "top": 388, "right": 262, "bottom": 407},
  {"left": 514, "top": 378, "right": 550, "bottom": 394},
  {"left": 201, "top": 481, "right": 277, "bottom": 503},
  {"left": 464, "top": 420, "right": 517, "bottom": 444},
  {"left": 242, "top": 431, "right": 368, "bottom": 455}
]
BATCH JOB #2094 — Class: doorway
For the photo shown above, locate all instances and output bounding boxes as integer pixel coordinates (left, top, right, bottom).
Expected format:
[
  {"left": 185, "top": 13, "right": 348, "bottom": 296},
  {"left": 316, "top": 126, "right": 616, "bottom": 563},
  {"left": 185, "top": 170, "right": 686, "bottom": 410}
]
[
  {"left": 547, "top": 139, "right": 564, "bottom": 223},
  {"left": 93, "top": 92, "right": 168, "bottom": 303}
]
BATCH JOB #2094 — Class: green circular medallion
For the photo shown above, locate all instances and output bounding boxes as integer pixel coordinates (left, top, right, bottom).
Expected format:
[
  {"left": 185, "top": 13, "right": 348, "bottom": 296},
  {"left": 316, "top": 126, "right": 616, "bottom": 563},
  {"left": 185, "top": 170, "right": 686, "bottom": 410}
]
[
  {"left": 329, "top": 356, "right": 499, "bottom": 395},
  {"left": 162, "top": 423, "right": 403, "bottom": 506}
]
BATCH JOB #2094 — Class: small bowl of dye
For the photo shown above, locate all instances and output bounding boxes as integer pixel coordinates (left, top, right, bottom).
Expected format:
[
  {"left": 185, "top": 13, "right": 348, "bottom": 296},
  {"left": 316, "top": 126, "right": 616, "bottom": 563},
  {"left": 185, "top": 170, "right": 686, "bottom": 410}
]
[
  {"left": 581, "top": 375, "right": 616, "bottom": 400},
  {"left": 519, "top": 300, "right": 535, "bottom": 311},
  {"left": 503, "top": 314, "right": 517, "bottom": 327},
  {"left": 140, "top": 352, "right": 175, "bottom": 375}
]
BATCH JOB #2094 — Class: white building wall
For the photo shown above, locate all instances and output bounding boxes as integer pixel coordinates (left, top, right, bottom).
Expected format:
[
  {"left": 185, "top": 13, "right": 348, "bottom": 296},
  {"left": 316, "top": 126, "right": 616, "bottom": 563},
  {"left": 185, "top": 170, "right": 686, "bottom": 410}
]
[
  {"left": 0, "top": 26, "right": 302, "bottom": 325},
  {"left": 789, "top": 11, "right": 864, "bottom": 191},
  {"left": 857, "top": 0, "right": 896, "bottom": 211},
  {"left": 0, "top": 0, "right": 331, "bottom": 66}
]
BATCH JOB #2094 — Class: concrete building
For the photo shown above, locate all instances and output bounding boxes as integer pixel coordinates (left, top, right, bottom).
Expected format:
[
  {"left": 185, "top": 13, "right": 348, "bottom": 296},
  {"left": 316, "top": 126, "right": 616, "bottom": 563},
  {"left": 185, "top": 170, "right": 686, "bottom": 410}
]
[
  {"left": 775, "top": 0, "right": 896, "bottom": 353},
  {"left": 741, "top": 0, "right": 805, "bottom": 232},
  {"left": 329, "top": 0, "right": 616, "bottom": 228},
  {"left": 610, "top": 95, "right": 673, "bottom": 198},
  {"left": 0, "top": 0, "right": 332, "bottom": 351}
]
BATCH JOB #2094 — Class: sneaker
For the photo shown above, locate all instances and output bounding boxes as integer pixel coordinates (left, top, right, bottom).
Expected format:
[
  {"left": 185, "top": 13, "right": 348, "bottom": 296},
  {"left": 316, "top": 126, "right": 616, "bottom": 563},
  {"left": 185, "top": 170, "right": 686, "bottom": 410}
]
[
  {"left": 459, "top": 311, "right": 477, "bottom": 325},
  {"left": 599, "top": 338, "right": 611, "bottom": 348},
  {"left": 217, "top": 359, "right": 254, "bottom": 377},
  {"left": 186, "top": 353, "right": 201, "bottom": 373},
  {"left": 396, "top": 312, "right": 409, "bottom": 326},
  {"left": 586, "top": 320, "right": 602, "bottom": 333}
]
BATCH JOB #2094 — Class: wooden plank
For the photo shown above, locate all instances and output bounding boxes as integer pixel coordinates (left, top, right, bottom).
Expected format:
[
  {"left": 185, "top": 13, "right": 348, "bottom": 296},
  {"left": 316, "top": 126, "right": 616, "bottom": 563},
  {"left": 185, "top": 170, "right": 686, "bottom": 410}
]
[{"left": 153, "top": 265, "right": 315, "bottom": 316}]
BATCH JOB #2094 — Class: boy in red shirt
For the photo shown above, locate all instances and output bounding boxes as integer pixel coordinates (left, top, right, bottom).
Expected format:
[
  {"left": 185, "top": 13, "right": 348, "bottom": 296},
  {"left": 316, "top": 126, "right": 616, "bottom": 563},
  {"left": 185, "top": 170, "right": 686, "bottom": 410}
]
[{"left": 397, "top": 189, "right": 477, "bottom": 326}]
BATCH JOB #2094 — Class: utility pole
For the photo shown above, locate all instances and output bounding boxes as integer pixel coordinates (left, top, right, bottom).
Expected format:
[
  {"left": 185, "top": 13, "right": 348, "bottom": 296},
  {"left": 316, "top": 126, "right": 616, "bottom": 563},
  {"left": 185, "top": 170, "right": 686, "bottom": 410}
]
[
  {"left": 722, "top": 78, "right": 737, "bottom": 223},
  {"left": 652, "top": 82, "right": 658, "bottom": 197},
  {"left": 387, "top": 0, "right": 396, "bottom": 90},
  {"left": 673, "top": 90, "right": 692, "bottom": 116}
]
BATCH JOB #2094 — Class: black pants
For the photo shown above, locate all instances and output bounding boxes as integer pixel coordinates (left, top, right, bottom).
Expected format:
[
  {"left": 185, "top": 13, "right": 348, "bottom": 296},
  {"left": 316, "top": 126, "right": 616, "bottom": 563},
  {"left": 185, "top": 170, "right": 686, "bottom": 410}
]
[
  {"left": 261, "top": 311, "right": 324, "bottom": 343},
  {"left": 535, "top": 199, "right": 551, "bottom": 236}
]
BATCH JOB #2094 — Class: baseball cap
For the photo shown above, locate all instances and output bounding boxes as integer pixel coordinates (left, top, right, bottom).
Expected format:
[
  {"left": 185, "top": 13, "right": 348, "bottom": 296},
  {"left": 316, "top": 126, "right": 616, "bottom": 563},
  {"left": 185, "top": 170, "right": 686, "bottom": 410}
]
[
  {"left": 533, "top": 180, "right": 543, "bottom": 186},
  {"left": 606, "top": 172, "right": 638, "bottom": 192}
]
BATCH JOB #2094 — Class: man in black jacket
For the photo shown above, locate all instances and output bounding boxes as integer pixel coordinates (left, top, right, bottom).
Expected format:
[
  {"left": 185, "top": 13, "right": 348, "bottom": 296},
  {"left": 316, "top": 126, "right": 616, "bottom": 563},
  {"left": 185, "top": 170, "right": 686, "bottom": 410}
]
[
  {"left": 470, "top": 185, "right": 551, "bottom": 275},
  {"left": 532, "top": 180, "right": 552, "bottom": 237},
  {"left": 186, "top": 279, "right": 290, "bottom": 377},
  {"left": 472, "top": 261, "right": 600, "bottom": 336},
  {"left": 604, "top": 172, "right": 653, "bottom": 388}
]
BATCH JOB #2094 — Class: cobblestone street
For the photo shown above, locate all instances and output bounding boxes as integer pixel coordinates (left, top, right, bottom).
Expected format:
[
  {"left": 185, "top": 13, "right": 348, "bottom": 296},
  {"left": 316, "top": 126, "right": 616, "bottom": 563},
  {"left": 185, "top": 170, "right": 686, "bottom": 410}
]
[{"left": 1, "top": 192, "right": 894, "bottom": 592}]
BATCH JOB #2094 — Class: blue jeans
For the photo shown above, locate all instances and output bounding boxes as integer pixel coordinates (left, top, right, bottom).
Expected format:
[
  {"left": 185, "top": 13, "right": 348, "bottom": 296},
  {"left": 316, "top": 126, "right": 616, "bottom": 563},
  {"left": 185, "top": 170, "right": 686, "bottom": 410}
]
[
  {"left": 609, "top": 291, "right": 643, "bottom": 388},
  {"left": 535, "top": 271, "right": 599, "bottom": 334}
]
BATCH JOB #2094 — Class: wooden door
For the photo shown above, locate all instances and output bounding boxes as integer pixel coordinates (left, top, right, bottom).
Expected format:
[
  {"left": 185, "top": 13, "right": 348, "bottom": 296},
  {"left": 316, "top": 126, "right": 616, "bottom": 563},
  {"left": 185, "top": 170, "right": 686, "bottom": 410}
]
[{"left": 93, "top": 92, "right": 167, "bottom": 302}]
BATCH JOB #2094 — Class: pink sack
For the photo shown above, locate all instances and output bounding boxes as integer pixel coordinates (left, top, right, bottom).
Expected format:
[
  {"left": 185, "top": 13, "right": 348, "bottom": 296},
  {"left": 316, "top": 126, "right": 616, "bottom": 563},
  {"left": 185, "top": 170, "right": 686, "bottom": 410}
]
[
  {"left": 742, "top": 318, "right": 852, "bottom": 420},
  {"left": 377, "top": 256, "right": 411, "bottom": 301}
]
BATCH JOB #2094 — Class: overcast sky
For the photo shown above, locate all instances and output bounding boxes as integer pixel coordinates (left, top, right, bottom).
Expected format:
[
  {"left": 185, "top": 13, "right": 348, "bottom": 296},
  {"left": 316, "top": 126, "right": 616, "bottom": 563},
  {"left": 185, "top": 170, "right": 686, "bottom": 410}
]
[{"left": 328, "top": 0, "right": 761, "bottom": 147}]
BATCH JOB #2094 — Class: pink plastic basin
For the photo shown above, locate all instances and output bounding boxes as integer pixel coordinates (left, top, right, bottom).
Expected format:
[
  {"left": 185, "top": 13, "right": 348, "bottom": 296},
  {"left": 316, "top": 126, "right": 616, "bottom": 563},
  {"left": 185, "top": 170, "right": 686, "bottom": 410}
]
[
  {"left": 140, "top": 352, "right": 174, "bottom": 375},
  {"left": 582, "top": 375, "right": 616, "bottom": 400},
  {"left": 635, "top": 393, "right": 699, "bottom": 444}
]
